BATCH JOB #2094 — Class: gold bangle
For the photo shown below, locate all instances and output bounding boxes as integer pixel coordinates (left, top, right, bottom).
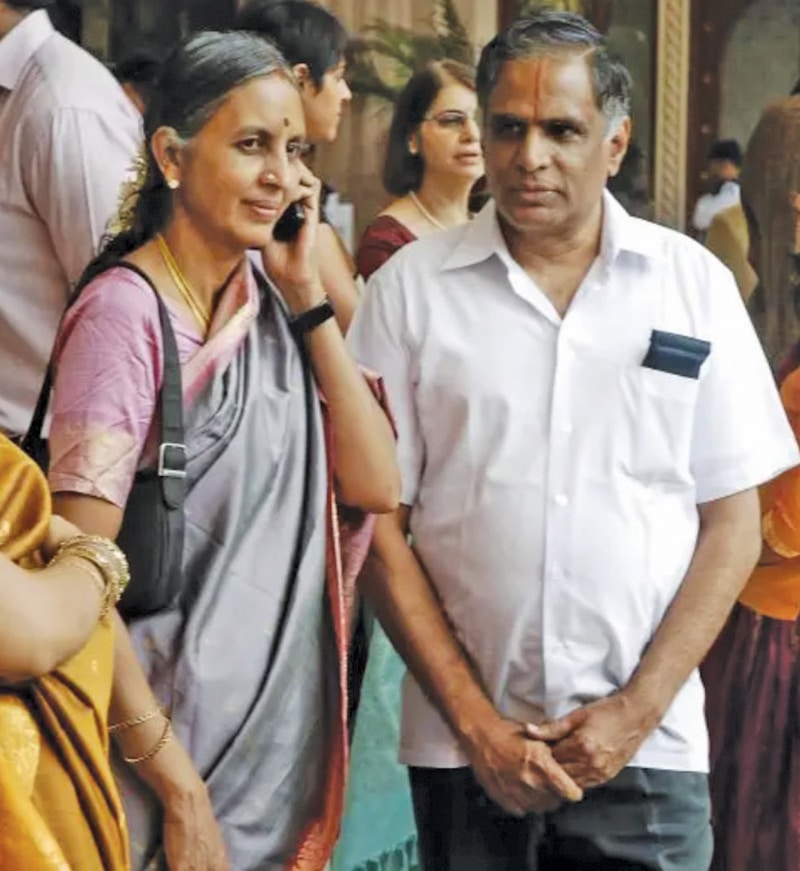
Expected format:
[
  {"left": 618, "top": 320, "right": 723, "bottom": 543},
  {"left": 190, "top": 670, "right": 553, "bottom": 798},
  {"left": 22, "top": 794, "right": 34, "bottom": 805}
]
[
  {"left": 51, "top": 554, "right": 113, "bottom": 620},
  {"left": 53, "top": 546, "right": 119, "bottom": 615},
  {"left": 53, "top": 536, "right": 130, "bottom": 610},
  {"left": 109, "top": 707, "right": 163, "bottom": 734},
  {"left": 55, "top": 534, "right": 130, "bottom": 598},
  {"left": 122, "top": 717, "right": 173, "bottom": 766}
]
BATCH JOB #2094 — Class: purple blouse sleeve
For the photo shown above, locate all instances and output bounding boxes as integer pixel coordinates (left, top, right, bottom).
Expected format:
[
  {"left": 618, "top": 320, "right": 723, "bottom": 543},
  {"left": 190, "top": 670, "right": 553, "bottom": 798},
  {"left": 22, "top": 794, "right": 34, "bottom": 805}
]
[{"left": 48, "top": 268, "right": 163, "bottom": 508}]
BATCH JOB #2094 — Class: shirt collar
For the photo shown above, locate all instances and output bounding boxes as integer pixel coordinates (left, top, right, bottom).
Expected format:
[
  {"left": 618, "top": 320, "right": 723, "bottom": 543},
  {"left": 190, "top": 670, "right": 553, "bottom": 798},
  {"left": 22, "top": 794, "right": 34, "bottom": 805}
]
[
  {"left": 441, "top": 199, "right": 510, "bottom": 272},
  {"left": 442, "top": 189, "right": 663, "bottom": 274},
  {"left": 600, "top": 189, "right": 664, "bottom": 265},
  {"left": 0, "top": 10, "right": 54, "bottom": 91}
]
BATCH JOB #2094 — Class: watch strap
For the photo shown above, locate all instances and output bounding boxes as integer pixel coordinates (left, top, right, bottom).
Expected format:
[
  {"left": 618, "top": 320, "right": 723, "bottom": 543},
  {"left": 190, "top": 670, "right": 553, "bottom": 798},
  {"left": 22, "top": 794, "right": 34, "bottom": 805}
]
[{"left": 288, "top": 297, "right": 335, "bottom": 339}]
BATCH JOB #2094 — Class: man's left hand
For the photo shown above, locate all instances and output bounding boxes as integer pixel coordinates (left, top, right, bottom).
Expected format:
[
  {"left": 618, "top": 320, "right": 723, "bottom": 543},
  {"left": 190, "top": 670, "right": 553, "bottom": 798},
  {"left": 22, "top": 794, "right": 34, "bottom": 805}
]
[{"left": 526, "top": 693, "right": 658, "bottom": 791}]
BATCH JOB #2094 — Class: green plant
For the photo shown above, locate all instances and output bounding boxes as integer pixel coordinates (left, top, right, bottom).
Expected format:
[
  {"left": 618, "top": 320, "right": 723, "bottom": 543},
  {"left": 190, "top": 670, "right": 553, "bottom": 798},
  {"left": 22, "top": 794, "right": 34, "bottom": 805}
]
[{"left": 347, "top": 0, "right": 474, "bottom": 103}]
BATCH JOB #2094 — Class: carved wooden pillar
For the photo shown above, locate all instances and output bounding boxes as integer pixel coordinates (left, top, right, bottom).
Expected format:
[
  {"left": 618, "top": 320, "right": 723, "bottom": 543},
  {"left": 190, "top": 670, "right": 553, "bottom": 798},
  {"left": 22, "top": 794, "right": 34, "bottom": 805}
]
[{"left": 653, "top": 0, "right": 690, "bottom": 229}]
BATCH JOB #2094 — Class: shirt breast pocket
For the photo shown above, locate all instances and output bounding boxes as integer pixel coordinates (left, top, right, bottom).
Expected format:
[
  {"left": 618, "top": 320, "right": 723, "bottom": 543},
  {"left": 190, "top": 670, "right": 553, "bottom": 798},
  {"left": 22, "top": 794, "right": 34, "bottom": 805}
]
[{"left": 630, "top": 367, "right": 700, "bottom": 485}]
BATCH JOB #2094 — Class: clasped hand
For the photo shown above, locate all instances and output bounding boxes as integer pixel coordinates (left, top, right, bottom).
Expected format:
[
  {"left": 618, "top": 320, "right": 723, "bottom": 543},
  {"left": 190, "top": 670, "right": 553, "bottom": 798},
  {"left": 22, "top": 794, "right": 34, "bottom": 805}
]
[
  {"left": 468, "top": 694, "right": 654, "bottom": 818},
  {"left": 526, "top": 693, "right": 654, "bottom": 792},
  {"left": 466, "top": 717, "right": 583, "bottom": 817}
]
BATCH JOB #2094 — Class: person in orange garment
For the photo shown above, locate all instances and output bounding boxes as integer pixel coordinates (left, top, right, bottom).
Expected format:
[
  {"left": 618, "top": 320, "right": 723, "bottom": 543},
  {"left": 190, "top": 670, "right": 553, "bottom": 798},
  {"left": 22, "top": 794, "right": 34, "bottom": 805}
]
[
  {"left": 701, "top": 96, "right": 800, "bottom": 871},
  {"left": 0, "top": 433, "right": 130, "bottom": 871}
]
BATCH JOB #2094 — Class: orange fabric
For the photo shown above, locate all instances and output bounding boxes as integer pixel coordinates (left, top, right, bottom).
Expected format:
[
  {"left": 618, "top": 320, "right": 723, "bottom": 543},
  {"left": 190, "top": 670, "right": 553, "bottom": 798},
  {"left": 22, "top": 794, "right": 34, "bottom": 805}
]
[
  {"left": 739, "top": 368, "right": 800, "bottom": 619},
  {"left": 0, "top": 434, "right": 51, "bottom": 562},
  {"left": 288, "top": 375, "right": 389, "bottom": 870},
  {"left": 0, "top": 435, "right": 129, "bottom": 870}
]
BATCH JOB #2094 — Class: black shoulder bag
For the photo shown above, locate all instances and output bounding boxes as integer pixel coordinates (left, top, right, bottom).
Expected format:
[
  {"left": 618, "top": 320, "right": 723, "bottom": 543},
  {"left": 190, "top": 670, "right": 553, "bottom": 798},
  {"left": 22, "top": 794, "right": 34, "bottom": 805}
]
[{"left": 23, "top": 262, "right": 187, "bottom": 620}]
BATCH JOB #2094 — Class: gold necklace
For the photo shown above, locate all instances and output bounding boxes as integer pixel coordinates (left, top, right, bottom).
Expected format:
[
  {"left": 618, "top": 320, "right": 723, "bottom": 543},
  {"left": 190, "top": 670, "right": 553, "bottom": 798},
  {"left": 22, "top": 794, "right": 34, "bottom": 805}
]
[
  {"left": 156, "top": 234, "right": 211, "bottom": 333},
  {"left": 409, "top": 191, "right": 447, "bottom": 232}
]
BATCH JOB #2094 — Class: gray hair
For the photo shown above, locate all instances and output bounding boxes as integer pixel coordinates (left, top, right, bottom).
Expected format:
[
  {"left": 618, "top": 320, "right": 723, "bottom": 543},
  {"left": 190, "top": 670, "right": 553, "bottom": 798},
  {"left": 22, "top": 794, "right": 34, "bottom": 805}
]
[
  {"left": 78, "top": 30, "right": 294, "bottom": 285},
  {"left": 477, "top": 9, "right": 632, "bottom": 134}
]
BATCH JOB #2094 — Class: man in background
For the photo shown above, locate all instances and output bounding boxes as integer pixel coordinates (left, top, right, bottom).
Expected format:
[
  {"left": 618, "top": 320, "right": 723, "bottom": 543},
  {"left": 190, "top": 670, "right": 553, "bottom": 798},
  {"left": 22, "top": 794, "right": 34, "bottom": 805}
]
[
  {"left": 0, "top": 0, "right": 140, "bottom": 440},
  {"left": 348, "top": 10, "right": 797, "bottom": 869},
  {"left": 692, "top": 138, "right": 743, "bottom": 236},
  {"left": 114, "top": 46, "right": 161, "bottom": 116}
]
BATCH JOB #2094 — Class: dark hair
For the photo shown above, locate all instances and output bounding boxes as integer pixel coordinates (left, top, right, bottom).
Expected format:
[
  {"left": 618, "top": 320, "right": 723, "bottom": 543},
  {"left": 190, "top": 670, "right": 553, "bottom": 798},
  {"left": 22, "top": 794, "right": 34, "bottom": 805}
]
[
  {"left": 477, "top": 9, "right": 631, "bottom": 126},
  {"left": 5, "top": 0, "right": 56, "bottom": 8},
  {"left": 707, "top": 138, "right": 742, "bottom": 167},
  {"left": 383, "top": 60, "right": 476, "bottom": 196},
  {"left": 115, "top": 47, "right": 162, "bottom": 87},
  {"left": 79, "top": 30, "right": 290, "bottom": 288},
  {"left": 236, "top": 0, "right": 348, "bottom": 88},
  {"left": 114, "top": 47, "right": 163, "bottom": 108}
]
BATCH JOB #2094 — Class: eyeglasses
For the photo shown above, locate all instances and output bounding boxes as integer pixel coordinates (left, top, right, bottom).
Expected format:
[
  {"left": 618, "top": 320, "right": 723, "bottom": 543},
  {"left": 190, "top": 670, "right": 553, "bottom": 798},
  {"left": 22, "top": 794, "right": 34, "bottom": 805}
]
[{"left": 423, "top": 110, "right": 480, "bottom": 131}]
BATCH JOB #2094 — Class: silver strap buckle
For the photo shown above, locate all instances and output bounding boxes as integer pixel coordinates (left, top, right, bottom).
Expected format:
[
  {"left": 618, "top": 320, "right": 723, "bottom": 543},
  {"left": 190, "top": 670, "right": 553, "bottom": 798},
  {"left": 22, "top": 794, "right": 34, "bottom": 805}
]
[{"left": 157, "top": 442, "right": 187, "bottom": 479}]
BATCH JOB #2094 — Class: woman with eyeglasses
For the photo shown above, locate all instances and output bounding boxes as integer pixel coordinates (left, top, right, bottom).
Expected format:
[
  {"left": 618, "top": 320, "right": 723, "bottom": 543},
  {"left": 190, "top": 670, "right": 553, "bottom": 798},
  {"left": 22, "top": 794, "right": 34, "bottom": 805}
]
[
  {"left": 355, "top": 60, "right": 484, "bottom": 282},
  {"left": 334, "top": 60, "right": 483, "bottom": 871}
]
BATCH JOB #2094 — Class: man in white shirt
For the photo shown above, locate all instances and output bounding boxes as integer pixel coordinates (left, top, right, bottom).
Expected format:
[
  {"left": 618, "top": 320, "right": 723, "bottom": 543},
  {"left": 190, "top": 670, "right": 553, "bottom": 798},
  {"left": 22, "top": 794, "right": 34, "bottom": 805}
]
[
  {"left": 348, "top": 10, "right": 799, "bottom": 870},
  {"left": 691, "top": 139, "right": 742, "bottom": 236},
  {"left": 0, "top": 0, "right": 141, "bottom": 439}
]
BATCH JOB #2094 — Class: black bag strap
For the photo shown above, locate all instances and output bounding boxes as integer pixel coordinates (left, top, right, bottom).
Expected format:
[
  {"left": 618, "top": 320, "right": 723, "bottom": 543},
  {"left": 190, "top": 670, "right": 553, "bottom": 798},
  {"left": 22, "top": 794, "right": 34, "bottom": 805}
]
[
  {"left": 22, "top": 262, "right": 186, "bottom": 509},
  {"left": 119, "top": 262, "right": 186, "bottom": 508}
]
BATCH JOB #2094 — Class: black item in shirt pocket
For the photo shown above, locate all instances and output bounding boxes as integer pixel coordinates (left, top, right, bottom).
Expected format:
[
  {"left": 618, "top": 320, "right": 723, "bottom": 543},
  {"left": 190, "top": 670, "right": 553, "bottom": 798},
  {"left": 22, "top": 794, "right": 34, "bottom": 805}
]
[{"left": 642, "top": 330, "right": 711, "bottom": 379}]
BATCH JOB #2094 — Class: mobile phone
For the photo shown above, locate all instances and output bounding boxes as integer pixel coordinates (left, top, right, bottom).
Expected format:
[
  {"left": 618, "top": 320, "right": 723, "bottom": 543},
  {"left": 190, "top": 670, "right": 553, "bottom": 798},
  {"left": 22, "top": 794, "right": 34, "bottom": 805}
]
[{"left": 273, "top": 201, "right": 306, "bottom": 242}]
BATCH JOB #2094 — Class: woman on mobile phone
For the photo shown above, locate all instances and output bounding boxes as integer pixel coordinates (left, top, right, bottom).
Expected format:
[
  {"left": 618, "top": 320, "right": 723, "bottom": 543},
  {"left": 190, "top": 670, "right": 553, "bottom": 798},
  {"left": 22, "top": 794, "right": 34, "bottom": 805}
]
[{"left": 45, "top": 30, "right": 398, "bottom": 871}]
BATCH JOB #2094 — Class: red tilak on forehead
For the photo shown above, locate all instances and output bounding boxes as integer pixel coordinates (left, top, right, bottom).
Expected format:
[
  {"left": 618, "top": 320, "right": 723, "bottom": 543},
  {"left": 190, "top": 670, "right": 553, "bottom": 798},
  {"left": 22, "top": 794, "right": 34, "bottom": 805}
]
[
  {"left": 522, "top": 56, "right": 555, "bottom": 116},
  {"left": 284, "top": 117, "right": 290, "bottom": 127}
]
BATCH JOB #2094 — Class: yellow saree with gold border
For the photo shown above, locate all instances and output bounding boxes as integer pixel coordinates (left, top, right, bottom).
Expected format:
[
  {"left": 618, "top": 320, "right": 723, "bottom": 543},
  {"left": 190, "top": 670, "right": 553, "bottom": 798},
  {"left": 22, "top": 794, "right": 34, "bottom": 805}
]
[{"left": 0, "top": 435, "right": 129, "bottom": 870}]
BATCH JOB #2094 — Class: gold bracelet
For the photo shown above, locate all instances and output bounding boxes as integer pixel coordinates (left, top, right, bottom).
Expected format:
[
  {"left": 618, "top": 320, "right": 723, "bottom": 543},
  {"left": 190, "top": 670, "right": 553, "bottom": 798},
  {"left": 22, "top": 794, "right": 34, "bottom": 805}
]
[
  {"left": 122, "top": 717, "right": 173, "bottom": 766},
  {"left": 53, "top": 546, "right": 119, "bottom": 616},
  {"left": 53, "top": 535, "right": 130, "bottom": 609},
  {"left": 109, "top": 707, "right": 163, "bottom": 734},
  {"left": 51, "top": 554, "right": 114, "bottom": 620},
  {"left": 55, "top": 535, "right": 130, "bottom": 592}
]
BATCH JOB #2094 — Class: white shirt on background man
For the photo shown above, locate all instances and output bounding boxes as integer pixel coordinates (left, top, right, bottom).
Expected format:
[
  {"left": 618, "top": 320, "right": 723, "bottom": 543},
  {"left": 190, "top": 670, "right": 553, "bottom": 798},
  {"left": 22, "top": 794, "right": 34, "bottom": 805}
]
[
  {"left": 692, "top": 179, "right": 741, "bottom": 233},
  {"left": 0, "top": 9, "right": 141, "bottom": 437},
  {"left": 347, "top": 191, "right": 799, "bottom": 775}
]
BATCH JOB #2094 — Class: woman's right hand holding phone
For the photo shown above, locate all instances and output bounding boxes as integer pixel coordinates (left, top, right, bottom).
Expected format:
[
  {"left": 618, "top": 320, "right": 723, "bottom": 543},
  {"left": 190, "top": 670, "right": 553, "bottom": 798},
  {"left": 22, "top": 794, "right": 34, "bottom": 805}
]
[{"left": 261, "top": 165, "right": 326, "bottom": 314}]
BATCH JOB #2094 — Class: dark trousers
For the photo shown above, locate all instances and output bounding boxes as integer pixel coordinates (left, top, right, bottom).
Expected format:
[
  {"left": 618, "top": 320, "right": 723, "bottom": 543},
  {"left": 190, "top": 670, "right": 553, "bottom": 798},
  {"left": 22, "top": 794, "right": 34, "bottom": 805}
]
[{"left": 410, "top": 766, "right": 712, "bottom": 871}]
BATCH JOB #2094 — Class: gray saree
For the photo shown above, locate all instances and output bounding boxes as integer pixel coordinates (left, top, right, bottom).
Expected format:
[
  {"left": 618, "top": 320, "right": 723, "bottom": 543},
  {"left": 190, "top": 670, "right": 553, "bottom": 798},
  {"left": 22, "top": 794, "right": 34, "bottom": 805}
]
[{"left": 49, "top": 261, "right": 368, "bottom": 871}]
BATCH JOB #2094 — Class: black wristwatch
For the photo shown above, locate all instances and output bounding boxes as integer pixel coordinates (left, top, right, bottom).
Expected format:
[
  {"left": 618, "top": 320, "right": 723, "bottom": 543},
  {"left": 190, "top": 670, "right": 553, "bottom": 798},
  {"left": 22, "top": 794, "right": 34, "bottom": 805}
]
[{"left": 288, "top": 296, "right": 335, "bottom": 339}]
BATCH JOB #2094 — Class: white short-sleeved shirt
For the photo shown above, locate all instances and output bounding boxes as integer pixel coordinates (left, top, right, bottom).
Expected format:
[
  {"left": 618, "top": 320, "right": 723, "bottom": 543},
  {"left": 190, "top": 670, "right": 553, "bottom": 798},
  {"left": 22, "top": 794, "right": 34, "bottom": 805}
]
[
  {"left": 347, "top": 192, "right": 800, "bottom": 773},
  {"left": 692, "top": 179, "right": 741, "bottom": 232},
  {"left": 0, "top": 11, "right": 142, "bottom": 436}
]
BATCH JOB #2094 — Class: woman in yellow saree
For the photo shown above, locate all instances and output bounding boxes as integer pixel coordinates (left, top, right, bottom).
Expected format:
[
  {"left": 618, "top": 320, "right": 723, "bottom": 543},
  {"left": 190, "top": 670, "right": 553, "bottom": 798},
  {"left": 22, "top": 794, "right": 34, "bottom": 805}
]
[{"left": 0, "top": 433, "right": 130, "bottom": 870}]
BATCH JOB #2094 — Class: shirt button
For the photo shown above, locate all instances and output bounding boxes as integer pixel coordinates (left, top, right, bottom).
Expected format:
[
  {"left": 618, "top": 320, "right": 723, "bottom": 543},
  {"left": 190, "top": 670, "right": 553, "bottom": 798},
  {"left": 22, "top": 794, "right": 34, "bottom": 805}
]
[
  {"left": 554, "top": 493, "right": 569, "bottom": 507},
  {"left": 560, "top": 421, "right": 573, "bottom": 435}
]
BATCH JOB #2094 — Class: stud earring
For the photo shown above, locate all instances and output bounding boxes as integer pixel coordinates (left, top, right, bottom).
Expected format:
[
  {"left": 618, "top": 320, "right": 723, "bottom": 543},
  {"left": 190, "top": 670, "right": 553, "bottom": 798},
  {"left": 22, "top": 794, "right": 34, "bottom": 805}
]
[{"left": 167, "top": 178, "right": 180, "bottom": 190}]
